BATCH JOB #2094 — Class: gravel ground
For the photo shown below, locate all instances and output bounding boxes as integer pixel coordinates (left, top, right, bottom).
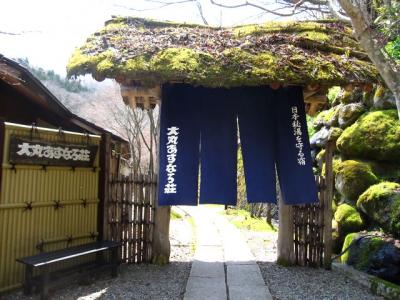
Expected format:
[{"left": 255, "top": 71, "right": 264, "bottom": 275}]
[
  {"left": 240, "top": 229, "right": 381, "bottom": 300},
  {"left": 5, "top": 217, "right": 194, "bottom": 300}
]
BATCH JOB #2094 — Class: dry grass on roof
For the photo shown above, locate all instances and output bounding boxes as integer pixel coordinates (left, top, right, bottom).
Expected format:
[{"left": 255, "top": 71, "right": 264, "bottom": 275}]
[{"left": 67, "top": 17, "right": 380, "bottom": 88}]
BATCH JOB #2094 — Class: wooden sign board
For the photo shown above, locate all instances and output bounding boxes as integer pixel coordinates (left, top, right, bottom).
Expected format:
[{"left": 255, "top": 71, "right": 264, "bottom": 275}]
[{"left": 9, "top": 136, "right": 98, "bottom": 167}]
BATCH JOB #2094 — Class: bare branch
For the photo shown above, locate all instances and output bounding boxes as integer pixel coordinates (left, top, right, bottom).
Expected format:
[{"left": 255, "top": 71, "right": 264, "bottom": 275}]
[
  {"left": 115, "top": 0, "right": 195, "bottom": 12},
  {"left": 196, "top": 1, "right": 209, "bottom": 25},
  {"left": 209, "top": 0, "right": 301, "bottom": 17},
  {"left": 0, "top": 30, "right": 42, "bottom": 35}
]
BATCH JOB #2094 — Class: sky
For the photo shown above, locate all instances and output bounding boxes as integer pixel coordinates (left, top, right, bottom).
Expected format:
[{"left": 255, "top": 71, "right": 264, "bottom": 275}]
[{"left": 0, "top": 0, "right": 299, "bottom": 76}]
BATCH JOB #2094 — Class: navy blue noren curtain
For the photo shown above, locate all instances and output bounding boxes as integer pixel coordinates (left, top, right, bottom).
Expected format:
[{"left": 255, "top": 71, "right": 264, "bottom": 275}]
[
  {"left": 158, "top": 84, "right": 318, "bottom": 206},
  {"left": 158, "top": 84, "right": 201, "bottom": 206},
  {"left": 274, "top": 86, "right": 318, "bottom": 205},
  {"left": 199, "top": 88, "right": 238, "bottom": 205},
  {"left": 237, "top": 87, "right": 277, "bottom": 203}
]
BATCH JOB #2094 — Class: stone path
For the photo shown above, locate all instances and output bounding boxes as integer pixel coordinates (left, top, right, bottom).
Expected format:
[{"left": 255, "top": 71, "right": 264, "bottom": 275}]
[{"left": 182, "top": 206, "right": 272, "bottom": 300}]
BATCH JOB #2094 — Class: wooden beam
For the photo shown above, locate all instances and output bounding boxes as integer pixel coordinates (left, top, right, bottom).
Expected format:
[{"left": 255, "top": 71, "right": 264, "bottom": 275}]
[
  {"left": 307, "top": 103, "right": 321, "bottom": 116},
  {"left": 120, "top": 84, "right": 161, "bottom": 110},
  {"left": 304, "top": 94, "right": 327, "bottom": 104}
]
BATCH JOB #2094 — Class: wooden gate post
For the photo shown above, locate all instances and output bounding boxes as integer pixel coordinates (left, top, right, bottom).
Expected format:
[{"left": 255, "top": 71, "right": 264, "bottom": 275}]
[
  {"left": 152, "top": 204, "right": 171, "bottom": 264},
  {"left": 323, "top": 141, "right": 334, "bottom": 269},
  {"left": 99, "top": 133, "right": 111, "bottom": 241},
  {"left": 277, "top": 191, "right": 295, "bottom": 266},
  {"left": 152, "top": 87, "right": 171, "bottom": 264}
]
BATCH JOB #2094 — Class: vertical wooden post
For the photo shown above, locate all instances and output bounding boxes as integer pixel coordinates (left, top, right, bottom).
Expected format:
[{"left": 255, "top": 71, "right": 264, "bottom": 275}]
[
  {"left": 0, "top": 118, "right": 5, "bottom": 203},
  {"left": 98, "top": 133, "right": 111, "bottom": 241},
  {"left": 323, "top": 141, "right": 334, "bottom": 269},
  {"left": 277, "top": 189, "right": 295, "bottom": 266},
  {"left": 152, "top": 89, "right": 171, "bottom": 264}
]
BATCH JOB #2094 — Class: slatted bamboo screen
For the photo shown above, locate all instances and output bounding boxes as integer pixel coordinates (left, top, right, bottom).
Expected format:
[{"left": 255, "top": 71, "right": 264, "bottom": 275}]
[
  {"left": 0, "top": 122, "right": 101, "bottom": 293},
  {"left": 107, "top": 174, "right": 156, "bottom": 263}
]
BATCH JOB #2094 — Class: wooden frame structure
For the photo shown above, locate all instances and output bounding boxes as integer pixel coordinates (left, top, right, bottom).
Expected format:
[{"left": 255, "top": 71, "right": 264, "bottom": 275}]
[
  {"left": 120, "top": 84, "right": 335, "bottom": 267},
  {"left": 65, "top": 17, "right": 379, "bottom": 268}
]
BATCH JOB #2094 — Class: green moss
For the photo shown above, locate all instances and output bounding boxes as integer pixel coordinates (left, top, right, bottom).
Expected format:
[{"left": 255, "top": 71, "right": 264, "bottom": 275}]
[
  {"left": 67, "top": 17, "right": 379, "bottom": 86},
  {"left": 355, "top": 237, "right": 385, "bottom": 270},
  {"left": 277, "top": 257, "right": 294, "bottom": 267},
  {"left": 171, "top": 210, "right": 182, "bottom": 220},
  {"left": 327, "top": 86, "right": 341, "bottom": 104},
  {"left": 337, "top": 110, "right": 400, "bottom": 163},
  {"left": 152, "top": 254, "right": 169, "bottom": 265},
  {"left": 314, "top": 106, "right": 341, "bottom": 126},
  {"left": 120, "top": 56, "right": 149, "bottom": 74},
  {"left": 334, "top": 203, "right": 364, "bottom": 234},
  {"left": 307, "top": 115, "right": 316, "bottom": 137},
  {"left": 329, "top": 127, "right": 343, "bottom": 142},
  {"left": 67, "top": 49, "right": 116, "bottom": 78},
  {"left": 298, "top": 30, "right": 330, "bottom": 42},
  {"left": 317, "top": 149, "right": 326, "bottom": 161},
  {"left": 371, "top": 277, "right": 400, "bottom": 300},
  {"left": 101, "top": 22, "right": 129, "bottom": 33},
  {"left": 374, "top": 85, "right": 386, "bottom": 99},
  {"left": 223, "top": 208, "right": 276, "bottom": 232},
  {"left": 357, "top": 182, "right": 400, "bottom": 236},
  {"left": 335, "top": 160, "right": 378, "bottom": 201},
  {"left": 152, "top": 48, "right": 201, "bottom": 76},
  {"left": 341, "top": 233, "right": 385, "bottom": 270},
  {"left": 341, "top": 232, "right": 358, "bottom": 263},
  {"left": 339, "top": 90, "right": 353, "bottom": 104},
  {"left": 187, "top": 217, "right": 197, "bottom": 254},
  {"left": 234, "top": 20, "right": 336, "bottom": 37}
]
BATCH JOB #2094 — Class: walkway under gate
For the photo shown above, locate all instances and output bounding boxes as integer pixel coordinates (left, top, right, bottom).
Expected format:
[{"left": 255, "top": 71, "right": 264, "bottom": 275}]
[{"left": 107, "top": 174, "right": 156, "bottom": 263}]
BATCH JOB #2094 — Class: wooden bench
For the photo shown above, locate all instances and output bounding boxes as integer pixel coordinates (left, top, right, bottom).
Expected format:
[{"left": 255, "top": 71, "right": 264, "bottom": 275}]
[{"left": 16, "top": 240, "right": 121, "bottom": 300}]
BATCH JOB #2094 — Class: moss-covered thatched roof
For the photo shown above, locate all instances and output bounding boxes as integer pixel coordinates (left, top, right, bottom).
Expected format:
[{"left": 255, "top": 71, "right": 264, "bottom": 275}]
[{"left": 67, "top": 17, "right": 380, "bottom": 88}]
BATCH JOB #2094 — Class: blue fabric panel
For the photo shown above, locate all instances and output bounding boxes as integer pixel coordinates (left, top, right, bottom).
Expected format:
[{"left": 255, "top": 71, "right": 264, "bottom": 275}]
[
  {"left": 237, "top": 87, "right": 277, "bottom": 203},
  {"left": 199, "top": 88, "right": 238, "bottom": 205},
  {"left": 158, "top": 84, "right": 201, "bottom": 206},
  {"left": 274, "top": 86, "right": 318, "bottom": 205}
]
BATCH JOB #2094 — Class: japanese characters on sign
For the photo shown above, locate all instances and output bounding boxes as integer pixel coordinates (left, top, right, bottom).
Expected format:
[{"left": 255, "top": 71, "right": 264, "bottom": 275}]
[
  {"left": 164, "top": 126, "right": 179, "bottom": 194},
  {"left": 9, "top": 136, "right": 98, "bottom": 167},
  {"left": 291, "top": 106, "right": 306, "bottom": 166}
]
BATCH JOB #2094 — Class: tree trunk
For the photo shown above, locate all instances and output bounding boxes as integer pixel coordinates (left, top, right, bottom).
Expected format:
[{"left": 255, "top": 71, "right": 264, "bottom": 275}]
[{"left": 338, "top": 0, "right": 400, "bottom": 118}]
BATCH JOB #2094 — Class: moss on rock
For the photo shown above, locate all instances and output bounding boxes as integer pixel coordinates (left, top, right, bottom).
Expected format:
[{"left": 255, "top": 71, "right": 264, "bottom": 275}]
[
  {"left": 341, "top": 233, "right": 386, "bottom": 269},
  {"left": 341, "top": 232, "right": 400, "bottom": 284},
  {"left": 357, "top": 182, "right": 400, "bottom": 237},
  {"left": 337, "top": 87, "right": 363, "bottom": 104},
  {"left": 338, "top": 102, "right": 366, "bottom": 129},
  {"left": 333, "top": 204, "right": 364, "bottom": 252},
  {"left": 335, "top": 160, "right": 378, "bottom": 202},
  {"left": 334, "top": 203, "right": 364, "bottom": 234},
  {"left": 336, "top": 110, "right": 400, "bottom": 163},
  {"left": 341, "top": 232, "right": 359, "bottom": 263},
  {"left": 313, "top": 105, "right": 342, "bottom": 128},
  {"left": 371, "top": 277, "right": 400, "bottom": 300}
]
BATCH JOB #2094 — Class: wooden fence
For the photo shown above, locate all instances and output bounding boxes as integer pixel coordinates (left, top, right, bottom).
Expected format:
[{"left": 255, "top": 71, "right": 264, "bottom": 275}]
[
  {"left": 107, "top": 174, "right": 156, "bottom": 263},
  {"left": 293, "top": 175, "right": 326, "bottom": 267}
]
